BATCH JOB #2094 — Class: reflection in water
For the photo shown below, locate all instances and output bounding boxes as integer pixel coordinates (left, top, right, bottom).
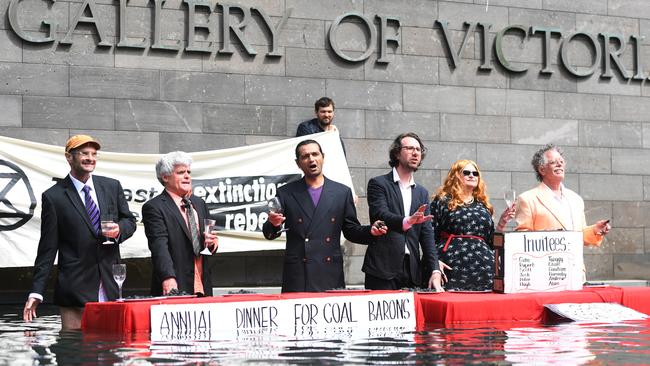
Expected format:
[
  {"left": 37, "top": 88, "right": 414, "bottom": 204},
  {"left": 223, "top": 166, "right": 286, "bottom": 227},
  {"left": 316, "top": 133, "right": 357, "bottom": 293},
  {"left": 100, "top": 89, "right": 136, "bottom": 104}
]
[
  {"left": 2, "top": 305, "right": 650, "bottom": 365},
  {"left": 505, "top": 326, "right": 595, "bottom": 364}
]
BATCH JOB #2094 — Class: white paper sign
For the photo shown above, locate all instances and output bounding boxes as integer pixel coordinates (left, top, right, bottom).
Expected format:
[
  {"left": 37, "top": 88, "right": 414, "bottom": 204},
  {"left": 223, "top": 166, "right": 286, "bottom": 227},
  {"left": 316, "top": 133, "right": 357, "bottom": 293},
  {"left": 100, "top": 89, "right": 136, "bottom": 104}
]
[
  {"left": 545, "top": 303, "right": 648, "bottom": 322},
  {"left": 500, "top": 231, "right": 583, "bottom": 293},
  {"left": 150, "top": 292, "right": 417, "bottom": 341}
]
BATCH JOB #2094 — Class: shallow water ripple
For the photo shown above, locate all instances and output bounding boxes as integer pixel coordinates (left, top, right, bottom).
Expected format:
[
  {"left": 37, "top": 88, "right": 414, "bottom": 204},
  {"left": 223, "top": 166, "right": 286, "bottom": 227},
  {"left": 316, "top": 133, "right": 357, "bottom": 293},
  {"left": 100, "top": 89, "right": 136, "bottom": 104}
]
[{"left": 2, "top": 306, "right": 650, "bottom": 365}]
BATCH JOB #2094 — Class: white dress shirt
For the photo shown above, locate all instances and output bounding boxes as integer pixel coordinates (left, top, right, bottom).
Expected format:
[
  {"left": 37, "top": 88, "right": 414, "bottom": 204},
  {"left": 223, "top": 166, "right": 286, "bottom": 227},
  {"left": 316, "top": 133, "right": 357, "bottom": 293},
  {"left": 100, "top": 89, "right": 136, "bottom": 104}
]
[{"left": 393, "top": 168, "right": 414, "bottom": 255}]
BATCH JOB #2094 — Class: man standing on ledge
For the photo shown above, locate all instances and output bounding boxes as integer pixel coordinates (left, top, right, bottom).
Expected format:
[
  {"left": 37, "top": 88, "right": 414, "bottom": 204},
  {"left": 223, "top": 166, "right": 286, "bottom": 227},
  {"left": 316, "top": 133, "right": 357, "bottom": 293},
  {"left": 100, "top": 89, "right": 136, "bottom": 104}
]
[
  {"left": 296, "top": 97, "right": 346, "bottom": 156},
  {"left": 143, "top": 151, "right": 219, "bottom": 296},
  {"left": 362, "top": 133, "right": 444, "bottom": 291},
  {"left": 515, "top": 144, "right": 611, "bottom": 245},
  {"left": 263, "top": 139, "right": 386, "bottom": 292},
  {"left": 23, "top": 135, "right": 136, "bottom": 330}
]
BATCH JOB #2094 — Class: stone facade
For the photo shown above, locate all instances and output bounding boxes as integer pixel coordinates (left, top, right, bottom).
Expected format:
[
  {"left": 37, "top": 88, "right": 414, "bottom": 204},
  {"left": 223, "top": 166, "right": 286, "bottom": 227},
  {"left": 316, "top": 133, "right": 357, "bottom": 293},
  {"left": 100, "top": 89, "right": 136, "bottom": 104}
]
[{"left": 2, "top": 0, "right": 649, "bottom": 285}]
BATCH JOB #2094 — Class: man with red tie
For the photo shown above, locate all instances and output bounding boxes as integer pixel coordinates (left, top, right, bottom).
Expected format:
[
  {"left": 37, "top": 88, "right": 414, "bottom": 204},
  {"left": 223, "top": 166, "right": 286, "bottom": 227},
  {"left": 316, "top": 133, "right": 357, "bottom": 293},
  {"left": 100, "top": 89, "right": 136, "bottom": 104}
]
[
  {"left": 142, "top": 151, "right": 219, "bottom": 296},
  {"left": 23, "top": 135, "right": 136, "bottom": 330}
]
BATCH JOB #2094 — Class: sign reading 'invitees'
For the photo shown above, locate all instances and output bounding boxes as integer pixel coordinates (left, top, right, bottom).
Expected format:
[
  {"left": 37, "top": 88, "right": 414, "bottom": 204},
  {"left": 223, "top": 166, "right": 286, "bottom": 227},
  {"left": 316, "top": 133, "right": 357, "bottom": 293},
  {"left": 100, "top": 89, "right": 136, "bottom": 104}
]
[
  {"left": 150, "top": 292, "right": 416, "bottom": 341},
  {"left": 493, "top": 231, "right": 583, "bottom": 293}
]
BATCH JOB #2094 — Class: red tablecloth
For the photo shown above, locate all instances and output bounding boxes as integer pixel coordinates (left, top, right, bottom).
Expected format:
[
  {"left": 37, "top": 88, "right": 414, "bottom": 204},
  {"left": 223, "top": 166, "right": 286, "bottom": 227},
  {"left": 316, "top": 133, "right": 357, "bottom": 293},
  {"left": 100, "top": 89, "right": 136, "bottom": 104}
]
[
  {"left": 621, "top": 286, "right": 650, "bottom": 315},
  {"left": 418, "top": 286, "right": 650, "bottom": 324},
  {"left": 82, "top": 290, "right": 424, "bottom": 333},
  {"left": 82, "top": 287, "right": 650, "bottom": 333}
]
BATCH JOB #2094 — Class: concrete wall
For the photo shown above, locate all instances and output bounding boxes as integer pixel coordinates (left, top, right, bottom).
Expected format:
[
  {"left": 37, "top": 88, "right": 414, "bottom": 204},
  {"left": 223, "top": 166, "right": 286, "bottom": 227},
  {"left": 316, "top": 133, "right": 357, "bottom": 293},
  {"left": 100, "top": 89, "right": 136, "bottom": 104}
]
[{"left": 1, "top": 0, "right": 649, "bottom": 285}]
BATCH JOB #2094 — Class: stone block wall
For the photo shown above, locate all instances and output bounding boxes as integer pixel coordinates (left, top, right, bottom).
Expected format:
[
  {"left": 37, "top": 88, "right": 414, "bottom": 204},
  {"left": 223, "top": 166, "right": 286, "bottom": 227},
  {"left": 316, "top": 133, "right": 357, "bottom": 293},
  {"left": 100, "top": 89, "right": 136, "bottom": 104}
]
[{"left": 1, "top": 0, "right": 649, "bottom": 284}]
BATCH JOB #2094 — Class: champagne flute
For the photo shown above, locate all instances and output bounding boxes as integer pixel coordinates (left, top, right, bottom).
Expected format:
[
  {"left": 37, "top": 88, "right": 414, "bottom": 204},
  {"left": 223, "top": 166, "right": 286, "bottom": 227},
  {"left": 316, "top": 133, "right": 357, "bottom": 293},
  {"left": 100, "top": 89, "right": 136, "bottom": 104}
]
[
  {"left": 100, "top": 214, "right": 115, "bottom": 245},
  {"left": 201, "top": 219, "right": 216, "bottom": 256},
  {"left": 112, "top": 263, "right": 126, "bottom": 301},
  {"left": 268, "top": 197, "right": 288, "bottom": 233},
  {"left": 503, "top": 189, "right": 516, "bottom": 208}
]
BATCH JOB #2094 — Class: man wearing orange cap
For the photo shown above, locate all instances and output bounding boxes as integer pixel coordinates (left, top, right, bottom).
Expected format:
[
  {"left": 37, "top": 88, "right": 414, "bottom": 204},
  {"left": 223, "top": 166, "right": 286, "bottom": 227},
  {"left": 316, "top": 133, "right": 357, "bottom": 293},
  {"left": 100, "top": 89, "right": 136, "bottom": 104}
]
[{"left": 23, "top": 135, "right": 136, "bottom": 330}]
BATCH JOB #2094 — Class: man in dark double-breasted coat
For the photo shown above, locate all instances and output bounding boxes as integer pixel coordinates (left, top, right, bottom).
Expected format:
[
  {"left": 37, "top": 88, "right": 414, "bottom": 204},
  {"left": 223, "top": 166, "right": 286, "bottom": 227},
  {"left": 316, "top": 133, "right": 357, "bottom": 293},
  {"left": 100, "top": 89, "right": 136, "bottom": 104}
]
[{"left": 263, "top": 139, "right": 386, "bottom": 292}]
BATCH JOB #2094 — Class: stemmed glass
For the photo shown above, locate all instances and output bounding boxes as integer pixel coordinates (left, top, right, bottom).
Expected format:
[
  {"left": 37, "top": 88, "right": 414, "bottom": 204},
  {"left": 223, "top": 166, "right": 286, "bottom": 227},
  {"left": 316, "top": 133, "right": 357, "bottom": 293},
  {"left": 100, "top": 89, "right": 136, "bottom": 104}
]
[
  {"left": 268, "top": 197, "right": 283, "bottom": 214},
  {"left": 201, "top": 219, "right": 216, "bottom": 256},
  {"left": 268, "top": 197, "right": 288, "bottom": 233},
  {"left": 112, "top": 263, "right": 126, "bottom": 301},
  {"left": 100, "top": 213, "right": 115, "bottom": 245},
  {"left": 503, "top": 189, "right": 517, "bottom": 208}
]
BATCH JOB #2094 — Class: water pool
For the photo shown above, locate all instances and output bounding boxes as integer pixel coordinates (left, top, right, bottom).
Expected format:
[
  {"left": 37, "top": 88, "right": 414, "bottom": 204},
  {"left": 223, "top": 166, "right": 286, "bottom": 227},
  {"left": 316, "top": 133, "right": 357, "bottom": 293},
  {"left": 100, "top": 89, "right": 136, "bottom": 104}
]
[{"left": 1, "top": 305, "right": 649, "bottom": 365}]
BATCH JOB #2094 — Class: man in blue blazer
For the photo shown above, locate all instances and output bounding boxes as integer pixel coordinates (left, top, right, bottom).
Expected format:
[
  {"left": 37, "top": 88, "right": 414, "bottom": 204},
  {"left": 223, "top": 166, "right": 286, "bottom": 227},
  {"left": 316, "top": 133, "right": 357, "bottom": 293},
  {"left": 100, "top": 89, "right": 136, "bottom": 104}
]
[
  {"left": 23, "top": 135, "right": 136, "bottom": 330},
  {"left": 263, "top": 139, "right": 386, "bottom": 292},
  {"left": 363, "top": 133, "right": 444, "bottom": 291}
]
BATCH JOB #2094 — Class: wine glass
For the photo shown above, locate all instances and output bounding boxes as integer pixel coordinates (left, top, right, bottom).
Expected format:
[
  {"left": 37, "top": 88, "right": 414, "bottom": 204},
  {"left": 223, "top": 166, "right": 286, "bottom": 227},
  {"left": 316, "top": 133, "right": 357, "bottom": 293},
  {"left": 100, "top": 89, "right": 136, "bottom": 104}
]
[
  {"left": 503, "top": 189, "right": 516, "bottom": 208},
  {"left": 201, "top": 219, "right": 216, "bottom": 256},
  {"left": 267, "top": 197, "right": 288, "bottom": 233},
  {"left": 268, "top": 197, "right": 283, "bottom": 214},
  {"left": 100, "top": 220, "right": 115, "bottom": 245},
  {"left": 112, "top": 263, "right": 126, "bottom": 301}
]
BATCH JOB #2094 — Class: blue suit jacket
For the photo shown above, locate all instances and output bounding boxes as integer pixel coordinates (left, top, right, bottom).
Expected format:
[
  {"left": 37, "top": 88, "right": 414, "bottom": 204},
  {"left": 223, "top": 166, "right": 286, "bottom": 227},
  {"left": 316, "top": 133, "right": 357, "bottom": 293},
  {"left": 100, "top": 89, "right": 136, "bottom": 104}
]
[
  {"left": 262, "top": 177, "right": 373, "bottom": 292},
  {"left": 363, "top": 171, "right": 439, "bottom": 286}
]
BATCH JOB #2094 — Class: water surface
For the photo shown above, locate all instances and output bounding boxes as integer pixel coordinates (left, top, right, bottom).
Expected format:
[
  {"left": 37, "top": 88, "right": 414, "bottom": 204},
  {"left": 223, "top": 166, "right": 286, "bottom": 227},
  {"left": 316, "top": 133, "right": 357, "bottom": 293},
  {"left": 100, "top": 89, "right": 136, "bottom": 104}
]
[{"left": 2, "top": 305, "right": 649, "bottom": 365}]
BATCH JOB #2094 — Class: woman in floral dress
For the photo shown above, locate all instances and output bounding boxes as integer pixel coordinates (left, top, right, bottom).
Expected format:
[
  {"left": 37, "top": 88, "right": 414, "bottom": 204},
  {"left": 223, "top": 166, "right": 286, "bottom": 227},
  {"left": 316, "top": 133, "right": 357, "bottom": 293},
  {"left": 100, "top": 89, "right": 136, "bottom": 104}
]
[{"left": 430, "top": 160, "right": 514, "bottom": 291}]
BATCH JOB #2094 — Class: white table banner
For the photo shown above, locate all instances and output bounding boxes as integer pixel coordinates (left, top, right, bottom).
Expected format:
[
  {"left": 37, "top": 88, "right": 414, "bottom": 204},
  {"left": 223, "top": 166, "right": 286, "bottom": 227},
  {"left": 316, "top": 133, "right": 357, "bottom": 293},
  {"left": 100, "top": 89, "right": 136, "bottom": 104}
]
[{"left": 150, "top": 292, "right": 417, "bottom": 341}]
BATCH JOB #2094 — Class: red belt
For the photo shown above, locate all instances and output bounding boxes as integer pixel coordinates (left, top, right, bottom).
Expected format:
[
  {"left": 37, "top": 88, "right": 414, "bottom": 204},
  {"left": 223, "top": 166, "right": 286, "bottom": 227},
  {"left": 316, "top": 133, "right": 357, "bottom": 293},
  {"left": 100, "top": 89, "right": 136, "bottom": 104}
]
[{"left": 439, "top": 231, "right": 486, "bottom": 252}]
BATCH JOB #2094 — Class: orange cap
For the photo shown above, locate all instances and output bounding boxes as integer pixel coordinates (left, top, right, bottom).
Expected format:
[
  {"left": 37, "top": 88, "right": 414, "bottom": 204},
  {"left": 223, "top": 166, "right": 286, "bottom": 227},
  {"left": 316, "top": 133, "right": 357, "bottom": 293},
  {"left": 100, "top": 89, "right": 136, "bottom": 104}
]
[{"left": 65, "top": 135, "right": 101, "bottom": 153}]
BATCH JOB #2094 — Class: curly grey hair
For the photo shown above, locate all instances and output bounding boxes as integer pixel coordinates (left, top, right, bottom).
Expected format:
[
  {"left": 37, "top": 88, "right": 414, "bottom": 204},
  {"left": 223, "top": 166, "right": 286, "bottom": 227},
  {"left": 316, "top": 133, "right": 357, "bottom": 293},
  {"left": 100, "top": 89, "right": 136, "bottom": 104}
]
[
  {"left": 155, "top": 151, "right": 193, "bottom": 185},
  {"left": 531, "top": 144, "right": 564, "bottom": 182}
]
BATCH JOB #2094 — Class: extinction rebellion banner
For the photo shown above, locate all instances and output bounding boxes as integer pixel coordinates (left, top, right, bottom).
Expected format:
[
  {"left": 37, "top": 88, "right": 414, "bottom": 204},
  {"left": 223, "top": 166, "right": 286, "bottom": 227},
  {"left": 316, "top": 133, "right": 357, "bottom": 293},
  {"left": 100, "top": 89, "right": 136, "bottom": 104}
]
[{"left": 0, "top": 132, "right": 351, "bottom": 268}]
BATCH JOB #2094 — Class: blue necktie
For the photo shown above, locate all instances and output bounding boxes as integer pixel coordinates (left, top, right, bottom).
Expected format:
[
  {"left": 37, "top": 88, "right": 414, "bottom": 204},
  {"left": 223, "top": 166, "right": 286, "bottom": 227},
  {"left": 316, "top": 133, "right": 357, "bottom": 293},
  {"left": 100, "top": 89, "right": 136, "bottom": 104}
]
[{"left": 82, "top": 185, "right": 101, "bottom": 236}]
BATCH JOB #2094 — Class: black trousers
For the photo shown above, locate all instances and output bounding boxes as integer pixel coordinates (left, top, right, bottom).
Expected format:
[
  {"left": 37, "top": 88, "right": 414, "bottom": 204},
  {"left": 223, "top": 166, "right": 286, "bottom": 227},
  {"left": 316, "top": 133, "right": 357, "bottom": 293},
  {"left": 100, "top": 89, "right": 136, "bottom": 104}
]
[{"left": 364, "top": 254, "right": 415, "bottom": 290}]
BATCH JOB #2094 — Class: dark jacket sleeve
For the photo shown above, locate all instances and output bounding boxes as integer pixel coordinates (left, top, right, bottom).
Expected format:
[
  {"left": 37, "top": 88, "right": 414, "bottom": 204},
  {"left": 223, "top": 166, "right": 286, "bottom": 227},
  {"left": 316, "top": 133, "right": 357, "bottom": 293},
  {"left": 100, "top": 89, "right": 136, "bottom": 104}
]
[
  {"left": 115, "top": 181, "right": 136, "bottom": 244},
  {"left": 367, "top": 176, "right": 407, "bottom": 233},
  {"left": 262, "top": 192, "right": 284, "bottom": 240},
  {"left": 429, "top": 196, "right": 443, "bottom": 245},
  {"left": 419, "top": 190, "right": 439, "bottom": 272},
  {"left": 142, "top": 201, "right": 176, "bottom": 281},
  {"left": 296, "top": 121, "right": 311, "bottom": 137},
  {"left": 262, "top": 219, "right": 282, "bottom": 240},
  {"left": 341, "top": 187, "right": 374, "bottom": 244},
  {"left": 29, "top": 193, "right": 58, "bottom": 295}
]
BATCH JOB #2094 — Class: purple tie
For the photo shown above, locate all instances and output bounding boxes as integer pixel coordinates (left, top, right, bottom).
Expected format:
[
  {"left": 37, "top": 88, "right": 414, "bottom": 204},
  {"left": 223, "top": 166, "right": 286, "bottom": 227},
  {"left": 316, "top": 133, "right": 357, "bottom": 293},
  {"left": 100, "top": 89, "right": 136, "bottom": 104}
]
[{"left": 82, "top": 185, "right": 101, "bottom": 236}]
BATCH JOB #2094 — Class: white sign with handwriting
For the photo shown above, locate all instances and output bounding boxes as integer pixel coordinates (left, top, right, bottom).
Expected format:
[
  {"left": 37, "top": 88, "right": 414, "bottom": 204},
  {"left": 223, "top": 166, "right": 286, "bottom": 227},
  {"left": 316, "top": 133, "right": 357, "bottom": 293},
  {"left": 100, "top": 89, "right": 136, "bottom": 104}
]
[
  {"left": 502, "top": 231, "right": 583, "bottom": 293},
  {"left": 150, "top": 292, "right": 416, "bottom": 341}
]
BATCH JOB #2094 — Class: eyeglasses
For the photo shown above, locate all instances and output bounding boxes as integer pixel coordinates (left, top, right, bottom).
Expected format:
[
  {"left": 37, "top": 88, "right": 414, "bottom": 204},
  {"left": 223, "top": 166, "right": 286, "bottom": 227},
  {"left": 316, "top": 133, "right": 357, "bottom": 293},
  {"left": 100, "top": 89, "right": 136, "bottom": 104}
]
[
  {"left": 72, "top": 151, "right": 99, "bottom": 158},
  {"left": 462, "top": 170, "right": 479, "bottom": 177},
  {"left": 401, "top": 146, "right": 425, "bottom": 153}
]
